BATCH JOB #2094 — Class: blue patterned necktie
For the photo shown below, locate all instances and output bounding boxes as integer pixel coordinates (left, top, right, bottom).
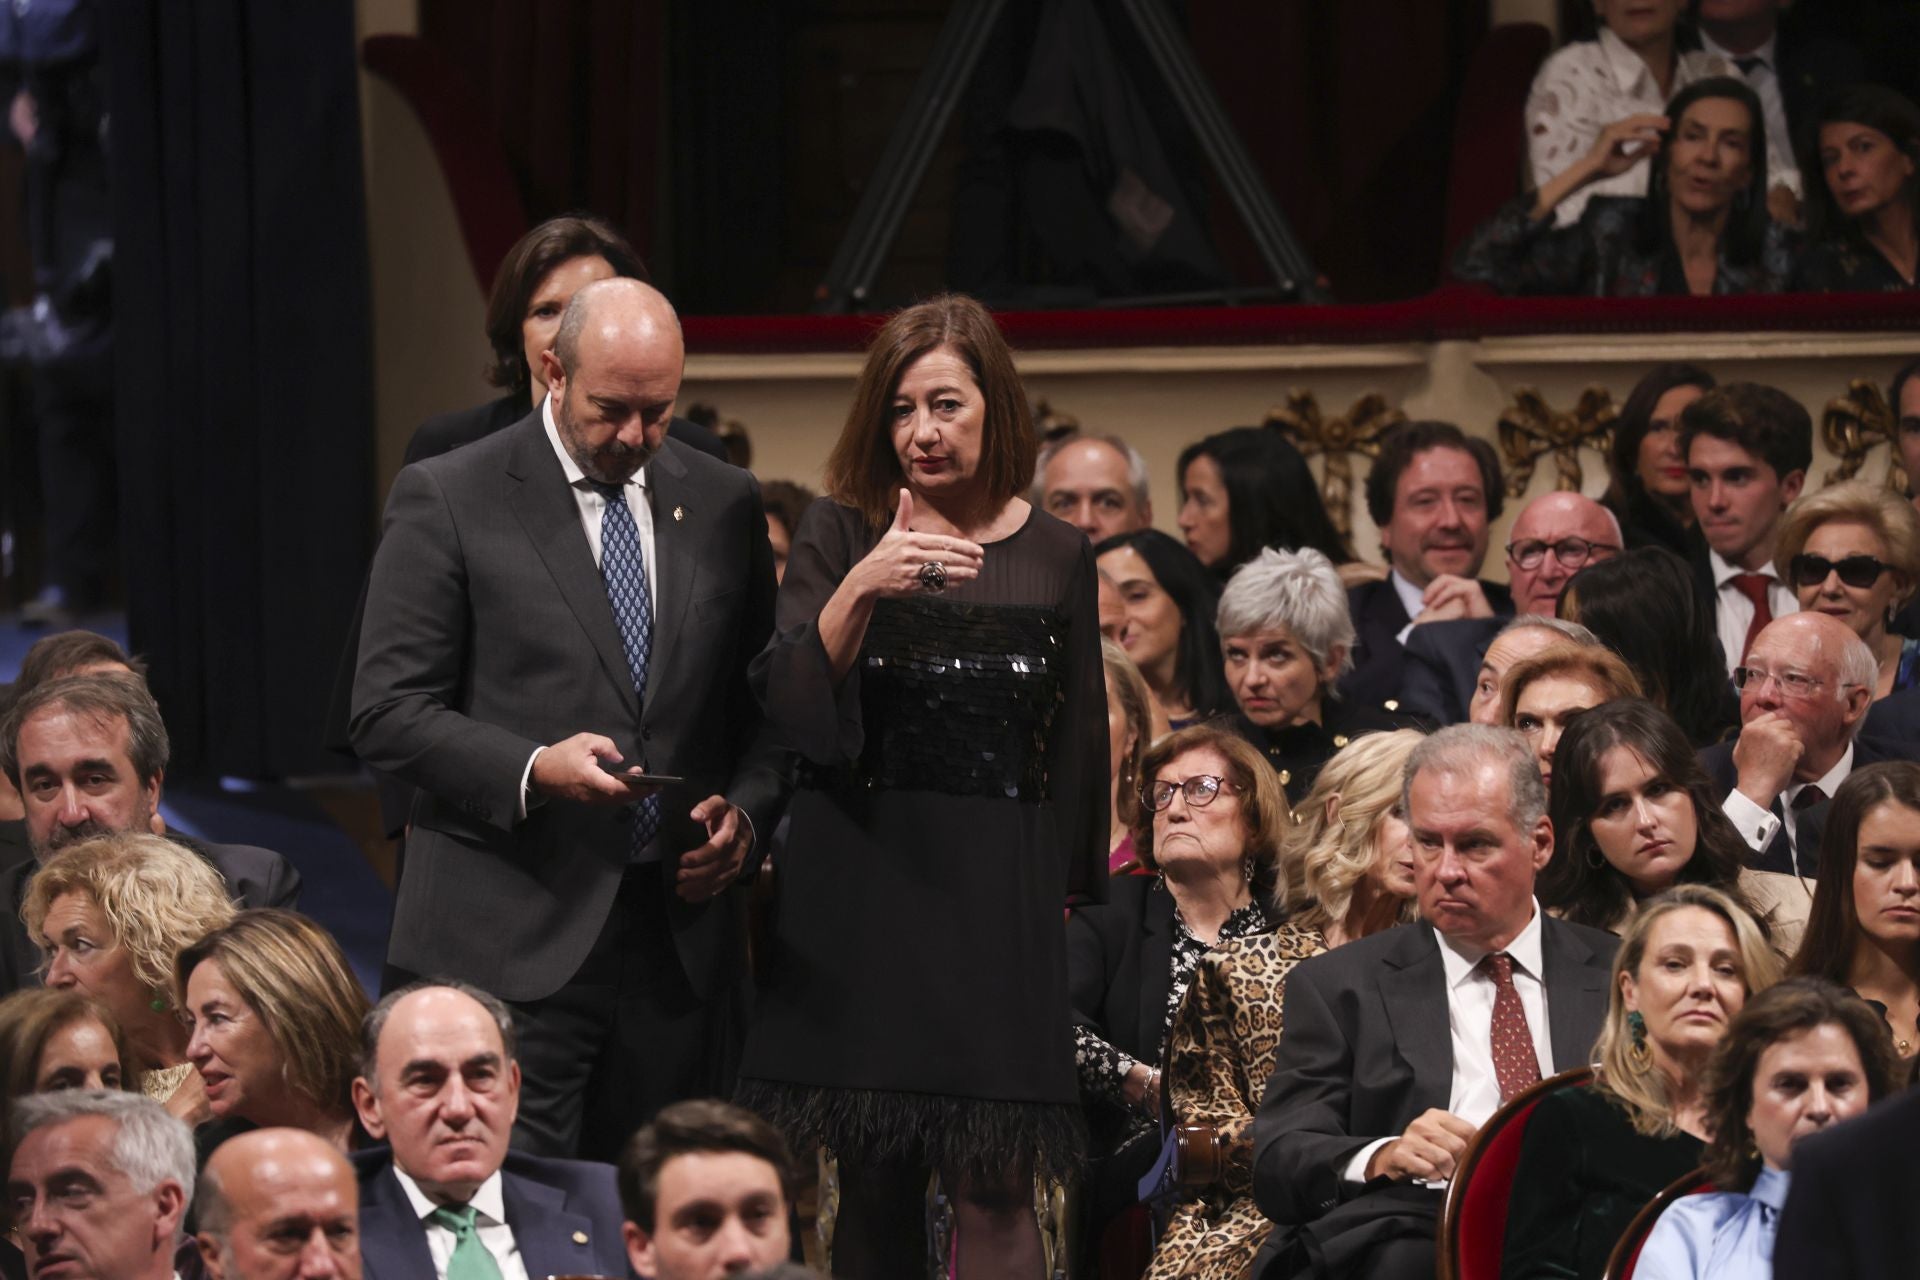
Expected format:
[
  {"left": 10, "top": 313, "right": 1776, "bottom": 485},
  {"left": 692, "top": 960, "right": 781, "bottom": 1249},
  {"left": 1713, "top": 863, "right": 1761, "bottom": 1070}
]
[{"left": 592, "top": 480, "right": 660, "bottom": 853}]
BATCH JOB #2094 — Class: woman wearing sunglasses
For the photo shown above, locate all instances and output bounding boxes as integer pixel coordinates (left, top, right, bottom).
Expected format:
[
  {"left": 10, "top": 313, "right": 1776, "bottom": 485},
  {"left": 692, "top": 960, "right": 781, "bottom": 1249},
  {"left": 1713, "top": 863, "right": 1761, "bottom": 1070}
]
[
  {"left": 1774, "top": 481, "right": 1920, "bottom": 701},
  {"left": 1066, "top": 723, "right": 1287, "bottom": 1257}
]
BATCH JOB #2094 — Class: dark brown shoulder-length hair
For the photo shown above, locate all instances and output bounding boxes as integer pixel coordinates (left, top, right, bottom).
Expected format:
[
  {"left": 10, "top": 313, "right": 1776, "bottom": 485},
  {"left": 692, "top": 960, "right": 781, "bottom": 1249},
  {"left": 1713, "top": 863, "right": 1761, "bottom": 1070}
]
[
  {"left": 822, "top": 293, "right": 1035, "bottom": 528},
  {"left": 1700, "top": 976, "right": 1902, "bottom": 1191},
  {"left": 1791, "top": 761, "right": 1920, "bottom": 982},
  {"left": 483, "top": 215, "right": 650, "bottom": 399},
  {"left": 1133, "top": 721, "right": 1288, "bottom": 904}
]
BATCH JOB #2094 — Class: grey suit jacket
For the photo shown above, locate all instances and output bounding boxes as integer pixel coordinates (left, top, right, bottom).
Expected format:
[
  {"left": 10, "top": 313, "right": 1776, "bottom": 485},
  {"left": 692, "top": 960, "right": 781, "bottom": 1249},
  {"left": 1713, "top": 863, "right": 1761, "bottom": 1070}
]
[
  {"left": 349, "top": 412, "right": 788, "bottom": 1002},
  {"left": 1250, "top": 915, "right": 1616, "bottom": 1227}
]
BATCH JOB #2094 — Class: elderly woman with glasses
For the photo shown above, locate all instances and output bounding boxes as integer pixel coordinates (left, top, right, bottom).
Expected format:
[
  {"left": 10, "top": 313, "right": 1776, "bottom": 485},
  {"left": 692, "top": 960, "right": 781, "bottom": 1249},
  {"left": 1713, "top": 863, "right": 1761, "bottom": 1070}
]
[
  {"left": 1774, "top": 481, "right": 1920, "bottom": 700},
  {"left": 1217, "top": 547, "right": 1416, "bottom": 805},
  {"left": 1067, "top": 723, "right": 1287, "bottom": 1251}
]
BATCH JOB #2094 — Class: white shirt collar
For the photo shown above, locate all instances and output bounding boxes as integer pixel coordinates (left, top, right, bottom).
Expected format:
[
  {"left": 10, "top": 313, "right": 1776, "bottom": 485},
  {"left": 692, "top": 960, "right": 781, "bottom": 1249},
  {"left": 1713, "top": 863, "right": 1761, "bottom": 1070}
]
[
  {"left": 392, "top": 1165, "right": 508, "bottom": 1230},
  {"left": 540, "top": 392, "right": 650, "bottom": 496},
  {"left": 1792, "top": 742, "right": 1854, "bottom": 804},
  {"left": 1700, "top": 30, "right": 1777, "bottom": 70},
  {"left": 1389, "top": 568, "right": 1427, "bottom": 624},
  {"left": 1597, "top": 26, "right": 1662, "bottom": 97},
  {"left": 1436, "top": 898, "right": 1546, "bottom": 988},
  {"left": 1709, "top": 546, "right": 1778, "bottom": 589}
]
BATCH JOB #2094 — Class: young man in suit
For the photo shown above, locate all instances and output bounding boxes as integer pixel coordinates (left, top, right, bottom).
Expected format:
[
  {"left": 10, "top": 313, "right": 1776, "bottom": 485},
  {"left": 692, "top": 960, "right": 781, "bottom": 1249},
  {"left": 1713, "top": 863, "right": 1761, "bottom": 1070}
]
[
  {"left": 196, "top": 1128, "right": 362, "bottom": 1280},
  {"left": 350, "top": 278, "right": 789, "bottom": 1158},
  {"left": 618, "top": 1100, "right": 795, "bottom": 1280},
  {"left": 1703, "top": 611, "right": 1880, "bottom": 877},
  {"left": 1249, "top": 725, "right": 1615, "bottom": 1280},
  {"left": 1339, "top": 422, "right": 1512, "bottom": 711},
  {"left": 351, "top": 982, "right": 630, "bottom": 1280}
]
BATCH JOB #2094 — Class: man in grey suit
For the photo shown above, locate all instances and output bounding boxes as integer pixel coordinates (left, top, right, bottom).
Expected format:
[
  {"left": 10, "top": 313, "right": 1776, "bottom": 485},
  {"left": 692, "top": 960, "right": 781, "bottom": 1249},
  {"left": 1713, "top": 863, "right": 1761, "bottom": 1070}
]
[
  {"left": 1250, "top": 724, "right": 1616, "bottom": 1280},
  {"left": 350, "top": 278, "right": 787, "bottom": 1159}
]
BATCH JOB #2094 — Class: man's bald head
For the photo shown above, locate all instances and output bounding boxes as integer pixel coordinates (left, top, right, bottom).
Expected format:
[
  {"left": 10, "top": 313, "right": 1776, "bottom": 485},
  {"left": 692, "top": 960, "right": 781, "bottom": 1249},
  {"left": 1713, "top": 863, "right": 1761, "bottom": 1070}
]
[
  {"left": 1505, "top": 491, "right": 1623, "bottom": 617},
  {"left": 540, "top": 277, "right": 685, "bottom": 484},
  {"left": 1740, "top": 611, "right": 1878, "bottom": 777},
  {"left": 197, "top": 1129, "right": 359, "bottom": 1280}
]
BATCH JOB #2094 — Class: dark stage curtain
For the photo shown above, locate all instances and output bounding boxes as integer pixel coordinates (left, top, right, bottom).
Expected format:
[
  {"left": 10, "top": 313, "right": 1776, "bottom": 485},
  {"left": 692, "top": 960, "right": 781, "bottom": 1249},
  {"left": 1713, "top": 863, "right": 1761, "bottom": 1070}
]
[{"left": 107, "top": 3, "right": 373, "bottom": 777}]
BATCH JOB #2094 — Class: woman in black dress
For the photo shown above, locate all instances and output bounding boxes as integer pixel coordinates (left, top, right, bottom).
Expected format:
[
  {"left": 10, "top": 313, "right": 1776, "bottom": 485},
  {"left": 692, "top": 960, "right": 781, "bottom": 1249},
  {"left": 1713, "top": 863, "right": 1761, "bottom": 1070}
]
[
  {"left": 1600, "top": 363, "right": 1714, "bottom": 557},
  {"left": 1795, "top": 85, "right": 1920, "bottom": 293},
  {"left": 738, "top": 294, "right": 1106, "bottom": 1279}
]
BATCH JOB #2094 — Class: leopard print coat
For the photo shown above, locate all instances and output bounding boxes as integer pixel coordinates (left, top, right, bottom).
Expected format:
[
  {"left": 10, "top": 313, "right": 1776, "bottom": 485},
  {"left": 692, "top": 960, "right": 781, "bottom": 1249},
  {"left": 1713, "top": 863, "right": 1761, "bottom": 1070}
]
[{"left": 1144, "top": 922, "right": 1327, "bottom": 1280}]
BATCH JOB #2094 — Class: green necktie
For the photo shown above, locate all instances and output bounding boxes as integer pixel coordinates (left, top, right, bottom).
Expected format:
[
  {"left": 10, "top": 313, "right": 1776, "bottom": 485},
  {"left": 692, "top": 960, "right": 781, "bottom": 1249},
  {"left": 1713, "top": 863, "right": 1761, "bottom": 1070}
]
[{"left": 428, "top": 1203, "right": 506, "bottom": 1280}]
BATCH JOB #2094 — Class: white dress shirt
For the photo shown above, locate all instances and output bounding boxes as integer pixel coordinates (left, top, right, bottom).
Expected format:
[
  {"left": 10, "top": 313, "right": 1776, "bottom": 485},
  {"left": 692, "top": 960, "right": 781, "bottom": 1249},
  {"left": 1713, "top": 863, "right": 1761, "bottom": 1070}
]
[
  {"left": 1710, "top": 548, "right": 1799, "bottom": 675},
  {"left": 1343, "top": 902, "right": 1556, "bottom": 1182},
  {"left": 1725, "top": 743, "right": 1854, "bottom": 877},
  {"left": 1527, "top": 29, "right": 1718, "bottom": 225},
  {"left": 518, "top": 393, "right": 660, "bottom": 817},
  {"left": 1390, "top": 568, "right": 1428, "bottom": 645},
  {"left": 1698, "top": 32, "right": 1802, "bottom": 198},
  {"left": 393, "top": 1167, "right": 531, "bottom": 1280}
]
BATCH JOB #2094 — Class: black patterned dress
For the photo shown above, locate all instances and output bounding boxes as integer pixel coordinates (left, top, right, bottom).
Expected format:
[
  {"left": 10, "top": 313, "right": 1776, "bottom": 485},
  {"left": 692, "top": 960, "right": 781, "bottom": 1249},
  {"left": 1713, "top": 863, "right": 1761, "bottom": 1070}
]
[{"left": 738, "top": 499, "right": 1108, "bottom": 1181}]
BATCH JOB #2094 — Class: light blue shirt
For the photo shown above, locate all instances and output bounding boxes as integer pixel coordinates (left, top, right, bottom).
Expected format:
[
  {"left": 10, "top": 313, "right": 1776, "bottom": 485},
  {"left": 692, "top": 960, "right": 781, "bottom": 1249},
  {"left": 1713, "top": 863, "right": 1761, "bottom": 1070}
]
[{"left": 1636, "top": 1166, "right": 1788, "bottom": 1280}]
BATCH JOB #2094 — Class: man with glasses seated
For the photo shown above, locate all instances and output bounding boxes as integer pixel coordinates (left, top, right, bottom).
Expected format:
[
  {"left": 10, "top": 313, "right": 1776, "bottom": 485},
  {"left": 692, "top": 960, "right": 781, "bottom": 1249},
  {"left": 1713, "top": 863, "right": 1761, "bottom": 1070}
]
[
  {"left": 1702, "top": 612, "right": 1884, "bottom": 876},
  {"left": 1402, "top": 492, "right": 1622, "bottom": 725}
]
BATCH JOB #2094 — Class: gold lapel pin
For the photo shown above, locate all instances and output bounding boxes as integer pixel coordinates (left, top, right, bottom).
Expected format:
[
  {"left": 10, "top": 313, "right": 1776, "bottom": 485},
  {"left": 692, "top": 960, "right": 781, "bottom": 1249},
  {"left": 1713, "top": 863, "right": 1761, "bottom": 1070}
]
[
  {"left": 673, "top": 505, "right": 685, "bottom": 522},
  {"left": 572, "top": 1230, "right": 589, "bottom": 1244}
]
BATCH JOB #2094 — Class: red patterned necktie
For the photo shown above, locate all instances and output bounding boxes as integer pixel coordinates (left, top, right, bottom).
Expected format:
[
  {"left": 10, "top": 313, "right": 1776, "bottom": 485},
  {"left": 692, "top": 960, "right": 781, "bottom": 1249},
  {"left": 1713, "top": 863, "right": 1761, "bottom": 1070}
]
[
  {"left": 1729, "top": 573, "right": 1774, "bottom": 664},
  {"left": 1484, "top": 952, "right": 1541, "bottom": 1103}
]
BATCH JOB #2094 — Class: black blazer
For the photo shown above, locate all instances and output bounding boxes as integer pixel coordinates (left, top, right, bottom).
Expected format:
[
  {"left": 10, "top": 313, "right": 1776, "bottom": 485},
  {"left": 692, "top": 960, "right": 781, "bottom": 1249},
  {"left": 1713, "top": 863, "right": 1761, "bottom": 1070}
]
[
  {"left": 354, "top": 1146, "right": 633, "bottom": 1280},
  {"left": 0, "top": 837, "right": 300, "bottom": 995},
  {"left": 1773, "top": 1085, "right": 1920, "bottom": 1280},
  {"left": 1066, "top": 875, "right": 1177, "bottom": 1081},
  {"left": 1250, "top": 916, "right": 1616, "bottom": 1227},
  {"left": 349, "top": 412, "right": 789, "bottom": 1001},
  {"left": 1698, "top": 734, "right": 1891, "bottom": 877},
  {"left": 1398, "top": 616, "right": 1505, "bottom": 726},
  {"left": 1337, "top": 578, "right": 1512, "bottom": 711}
]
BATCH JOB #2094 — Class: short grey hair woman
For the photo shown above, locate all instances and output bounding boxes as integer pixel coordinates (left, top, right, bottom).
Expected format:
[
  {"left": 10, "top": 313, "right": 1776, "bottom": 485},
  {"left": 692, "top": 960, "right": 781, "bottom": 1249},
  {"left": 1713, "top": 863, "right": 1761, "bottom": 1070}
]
[{"left": 1217, "top": 547, "right": 1413, "bottom": 804}]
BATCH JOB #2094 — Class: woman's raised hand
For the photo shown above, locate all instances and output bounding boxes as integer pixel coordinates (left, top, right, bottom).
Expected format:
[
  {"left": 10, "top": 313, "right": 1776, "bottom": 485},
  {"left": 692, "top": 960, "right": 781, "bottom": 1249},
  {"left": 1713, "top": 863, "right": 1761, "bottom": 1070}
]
[
  {"left": 1584, "top": 113, "right": 1668, "bottom": 181},
  {"left": 856, "top": 488, "right": 986, "bottom": 599}
]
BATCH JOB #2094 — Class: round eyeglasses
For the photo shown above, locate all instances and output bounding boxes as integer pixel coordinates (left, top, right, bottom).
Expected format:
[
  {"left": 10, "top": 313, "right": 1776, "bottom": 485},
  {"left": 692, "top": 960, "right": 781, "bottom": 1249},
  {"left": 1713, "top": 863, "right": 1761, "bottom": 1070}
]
[
  {"left": 1504, "top": 537, "right": 1618, "bottom": 571},
  {"left": 1145, "top": 774, "right": 1238, "bottom": 812}
]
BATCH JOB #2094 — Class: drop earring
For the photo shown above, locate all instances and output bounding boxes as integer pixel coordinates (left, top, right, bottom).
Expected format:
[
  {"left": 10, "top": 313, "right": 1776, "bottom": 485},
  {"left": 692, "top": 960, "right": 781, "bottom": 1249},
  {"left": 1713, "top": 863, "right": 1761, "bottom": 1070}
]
[{"left": 1626, "top": 1010, "right": 1652, "bottom": 1071}]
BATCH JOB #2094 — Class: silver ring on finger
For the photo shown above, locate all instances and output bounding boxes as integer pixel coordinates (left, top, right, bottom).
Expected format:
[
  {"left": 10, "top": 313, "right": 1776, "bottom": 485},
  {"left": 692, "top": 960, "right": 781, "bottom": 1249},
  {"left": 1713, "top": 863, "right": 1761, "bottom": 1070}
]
[{"left": 918, "top": 561, "right": 947, "bottom": 593}]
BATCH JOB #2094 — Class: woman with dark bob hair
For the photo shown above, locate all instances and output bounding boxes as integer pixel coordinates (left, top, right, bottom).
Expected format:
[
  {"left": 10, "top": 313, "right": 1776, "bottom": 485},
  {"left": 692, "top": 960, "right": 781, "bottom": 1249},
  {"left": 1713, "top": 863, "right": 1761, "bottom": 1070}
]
[
  {"left": 0, "top": 989, "right": 134, "bottom": 1136},
  {"left": 1541, "top": 699, "right": 1810, "bottom": 950},
  {"left": 1095, "top": 528, "right": 1231, "bottom": 729},
  {"left": 1559, "top": 546, "right": 1740, "bottom": 746},
  {"left": 1602, "top": 363, "right": 1715, "bottom": 555},
  {"left": 1457, "top": 77, "right": 1795, "bottom": 296},
  {"left": 178, "top": 909, "right": 371, "bottom": 1151},
  {"left": 738, "top": 294, "right": 1106, "bottom": 1278},
  {"left": 1637, "top": 977, "right": 1901, "bottom": 1278},
  {"left": 1789, "top": 761, "right": 1920, "bottom": 1059},
  {"left": 1174, "top": 426, "right": 1351, "bottom": 579},
  {"left": 1794, "top": 84, "right": 1920, "bottom": 293}
]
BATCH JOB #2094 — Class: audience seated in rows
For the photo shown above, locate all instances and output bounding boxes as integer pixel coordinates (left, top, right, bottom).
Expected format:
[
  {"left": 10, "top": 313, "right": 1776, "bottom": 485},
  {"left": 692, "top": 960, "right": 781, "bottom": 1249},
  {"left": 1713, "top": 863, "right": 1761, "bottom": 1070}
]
[
  {"left": 1787, "top": 761, "right": 1920, "bottom": 1060},
  {"left": 1034, "top": 430, "right": 1154, "bottom": 545},
  {"left": 196, "top": 1127, "right": 362, "bottom": 1280},
  {"left": 1250, "top": 725, "right": 1616, "bottom": 1280},
  {"left": 1147, "top": 728, "right": 1422, "bottom": 1280},
  {"left": 1541, "top": 698, "right": 1812, "bottom": 952},
  {"left": 1175, "top": 428, "right": 1351, "bottom": 582},
  {"left": 1603, "top": 362, "right": 1715, "bottom": 556},
  {"left": 1502, "top": 884, "right": 1780, "bottom": 1280},
  {"left": 1217, "top": 547, "right": 1413, "bottom": 804},
  {"left": 1095, "top": 529, "right": 1230, "bottom": 730},
  {"left": 1795, "top": 85, "right": 1920, "bottom": 293},
  {"left": 1706, "top": 612, "right": 1879, "bottom": 877},
  {"left": 179, "top": 909, "right": 370, "bottom": 1152},
  {"left": 1341, "top": 421, "right": 1510, "bottom": 712},
  {"left": 617, "top": 1100, "right": 798, "bottom": 1280},
  {"left": 1559, "top": 547, "right": 1742, "bottom": 747},
  {"left": 1401, "top": 489, "right": 1620, "bottom": 725},
  {"left": 0, "top": 672, "right": 300, "bottom": 991},
  {"left": 1773, "top": 479, "right": 1920, "bottom": 699},
  {"left": 1639, "top": 976, "right": 1899, "bottom": 1280},
  {"left": 1498, "top": 641, "right": 1642, "bottom": 789},
  {"left": 1101, "top": 638, "right": 1155, "bottom": 876},
  {"left": 1068, "top": 724, "right": 1286, "bottom": 1245}
]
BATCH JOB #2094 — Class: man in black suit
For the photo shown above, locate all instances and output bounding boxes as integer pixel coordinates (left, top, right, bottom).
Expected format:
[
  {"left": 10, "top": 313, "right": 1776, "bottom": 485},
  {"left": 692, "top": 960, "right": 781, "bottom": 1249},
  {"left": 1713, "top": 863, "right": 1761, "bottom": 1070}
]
[
  {"left": 1773, "top": 1086, "right": 1920, "bottom": 1280},
  {"left": 351, "top": 981, "right": 632, "bottom": 1280},
  {"left": 1338, "top": 422, "right": 1513, "bottom": 711},
  {"left": 1400, "top": 491, "right": 1620, "bottom": 724},
  {"left": 0, "top": 674, "right": 301, "bottom": 991},
  {"left": 350, "top": 278, "right": 788, "bottom": 1159},
  {"left": 1250, "top": 724, "right": 1615, "bottom": 1280},
  {"left": 1702, "top": 612, "right": 1879, "bottom": 877}
]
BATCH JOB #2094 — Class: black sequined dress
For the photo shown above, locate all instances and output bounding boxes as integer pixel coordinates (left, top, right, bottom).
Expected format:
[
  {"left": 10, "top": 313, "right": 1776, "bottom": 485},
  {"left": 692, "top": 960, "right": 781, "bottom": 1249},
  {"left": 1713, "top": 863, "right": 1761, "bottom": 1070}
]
[{"left": 737, "top": 500, "right": 1108, "bottom": 1181}]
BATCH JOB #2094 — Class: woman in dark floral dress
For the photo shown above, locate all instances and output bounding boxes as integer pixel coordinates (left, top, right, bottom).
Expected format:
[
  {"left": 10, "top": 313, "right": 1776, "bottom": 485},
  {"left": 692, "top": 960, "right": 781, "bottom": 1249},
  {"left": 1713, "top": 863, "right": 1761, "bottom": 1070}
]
[{"left": 1795, "top": 84, "right": 1920, "bottom": 292}]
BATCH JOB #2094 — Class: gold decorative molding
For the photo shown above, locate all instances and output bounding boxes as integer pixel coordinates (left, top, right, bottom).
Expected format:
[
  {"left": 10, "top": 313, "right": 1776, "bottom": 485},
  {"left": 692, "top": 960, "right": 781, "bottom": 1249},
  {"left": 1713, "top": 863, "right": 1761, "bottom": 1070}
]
[
  {"left": 1496, "top": 386, "right": 1616, "bottom": 497},
  {"left": 1266, "top": 390, "right": 1407, "bottom": 541},
  {"left": 1034, "top": 398, "right": 1082, "bottom": 441},
  {"left": 1820, "top": 378, "right": 1905, "bottom": 492}
]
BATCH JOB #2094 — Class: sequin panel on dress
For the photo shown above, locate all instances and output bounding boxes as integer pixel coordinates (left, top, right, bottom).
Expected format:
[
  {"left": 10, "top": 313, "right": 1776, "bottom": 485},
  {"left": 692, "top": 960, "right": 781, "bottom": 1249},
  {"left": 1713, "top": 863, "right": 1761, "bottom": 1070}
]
[{"left": 852, "top": 597, "right": 1067, "bottom": 802}]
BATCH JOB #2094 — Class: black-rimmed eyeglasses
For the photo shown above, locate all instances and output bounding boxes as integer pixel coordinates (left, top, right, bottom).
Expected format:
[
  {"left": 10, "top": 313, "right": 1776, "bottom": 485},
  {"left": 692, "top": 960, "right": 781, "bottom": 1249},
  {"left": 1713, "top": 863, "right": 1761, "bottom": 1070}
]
[
  {"left": 1505, "top": 537, "right": 1618, "bottom": 571},
  {"left": 1788, "top": 553, "right": 1891, "bottom": 590}
]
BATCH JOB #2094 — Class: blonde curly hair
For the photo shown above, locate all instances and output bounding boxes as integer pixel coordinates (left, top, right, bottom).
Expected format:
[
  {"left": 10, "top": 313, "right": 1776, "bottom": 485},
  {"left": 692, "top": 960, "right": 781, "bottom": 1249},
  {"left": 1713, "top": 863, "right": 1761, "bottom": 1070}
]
[
  {"left": 1278, "top": 729, "right": 1425, "bottom": 928},
  {"left": 22, "top": 834, "right": 237, "bottom": 1003}
]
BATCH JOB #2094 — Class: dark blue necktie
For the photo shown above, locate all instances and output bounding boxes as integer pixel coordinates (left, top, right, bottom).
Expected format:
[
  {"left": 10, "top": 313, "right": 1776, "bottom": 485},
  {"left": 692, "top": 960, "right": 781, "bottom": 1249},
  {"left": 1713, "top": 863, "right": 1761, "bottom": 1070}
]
[{"left": 593, "top": 481, "right": 660, "bottom": 853}]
